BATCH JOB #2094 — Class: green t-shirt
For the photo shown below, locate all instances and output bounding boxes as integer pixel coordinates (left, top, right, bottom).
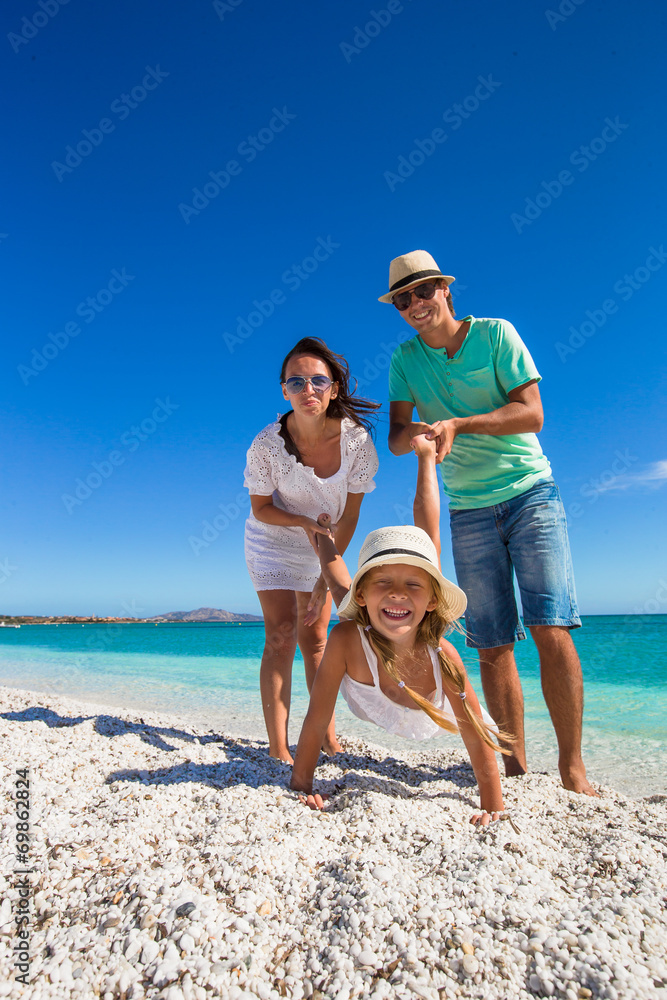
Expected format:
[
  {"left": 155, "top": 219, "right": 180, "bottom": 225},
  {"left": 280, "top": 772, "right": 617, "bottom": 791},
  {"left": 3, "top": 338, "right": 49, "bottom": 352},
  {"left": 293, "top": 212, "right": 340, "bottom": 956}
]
[{"left": 388, "top": 316, "right": 552, "bottom": 510}]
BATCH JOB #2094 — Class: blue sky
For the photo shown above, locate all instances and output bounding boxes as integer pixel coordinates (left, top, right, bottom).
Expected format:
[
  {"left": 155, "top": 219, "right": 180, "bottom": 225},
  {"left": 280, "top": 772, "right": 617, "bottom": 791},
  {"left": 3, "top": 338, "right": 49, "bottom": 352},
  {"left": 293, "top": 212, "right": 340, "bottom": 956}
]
[{"left": 2, "top": 0, "right": 666, "bottom": 617}]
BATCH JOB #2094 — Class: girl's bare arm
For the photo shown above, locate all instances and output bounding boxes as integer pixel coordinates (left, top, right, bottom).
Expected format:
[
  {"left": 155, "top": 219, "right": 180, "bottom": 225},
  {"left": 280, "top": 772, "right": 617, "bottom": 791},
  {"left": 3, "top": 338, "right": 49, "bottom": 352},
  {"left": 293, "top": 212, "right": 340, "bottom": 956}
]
[
  {"left": 291, "top": 625, "right": 350, "bottom": 798},
  {"left": 440, "top": 641, "right": 505, "bottom": 821},
  {"left": 411, "top": 434, "right": 441, "bottom": 561},
  {"left": 308, "top": 514, "right": 353, "bottom": 609}
]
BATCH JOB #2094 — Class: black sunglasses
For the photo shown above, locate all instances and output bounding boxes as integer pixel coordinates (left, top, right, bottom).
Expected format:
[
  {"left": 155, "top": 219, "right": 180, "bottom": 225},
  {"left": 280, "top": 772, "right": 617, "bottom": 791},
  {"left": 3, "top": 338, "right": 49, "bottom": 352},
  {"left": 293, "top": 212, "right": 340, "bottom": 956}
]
[{"left": 392, "top": 281, "right": 440, "bottom": 312}]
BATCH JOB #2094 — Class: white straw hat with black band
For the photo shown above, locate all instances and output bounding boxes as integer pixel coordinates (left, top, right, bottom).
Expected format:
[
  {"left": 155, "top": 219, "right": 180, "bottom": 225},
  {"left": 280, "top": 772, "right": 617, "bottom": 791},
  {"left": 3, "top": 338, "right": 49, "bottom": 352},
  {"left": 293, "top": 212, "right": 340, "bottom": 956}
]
[
  {"left": 378, "top": 250, "right": 456, "bottom": 304},
  {"left": 337, "top": 525, "right": 467, "bottom": 621}
]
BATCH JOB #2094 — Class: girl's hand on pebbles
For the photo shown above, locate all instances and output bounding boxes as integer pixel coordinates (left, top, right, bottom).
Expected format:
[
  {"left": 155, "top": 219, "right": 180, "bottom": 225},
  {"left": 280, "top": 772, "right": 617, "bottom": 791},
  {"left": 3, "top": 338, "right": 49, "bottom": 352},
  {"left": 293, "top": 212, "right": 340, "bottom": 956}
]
[
  {"left": 470, "top": 811, "right": 502, "bottom": 827},
  {"left": 298, "top": 792, "right": 329, "bottom": 811}
]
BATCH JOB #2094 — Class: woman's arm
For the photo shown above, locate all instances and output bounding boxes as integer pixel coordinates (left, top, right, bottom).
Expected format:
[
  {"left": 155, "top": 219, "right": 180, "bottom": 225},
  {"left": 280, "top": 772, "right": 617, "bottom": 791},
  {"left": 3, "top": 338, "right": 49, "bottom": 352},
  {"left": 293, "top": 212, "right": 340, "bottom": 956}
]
[
  {"left": 440, "top": 641, "right": 505, "bottom": 823},
  {"left": 250, "top": 494, "right": 333, "bottom": 536},
  {"left": 291, "top": 625, "right": 350, "bottom": 801}
]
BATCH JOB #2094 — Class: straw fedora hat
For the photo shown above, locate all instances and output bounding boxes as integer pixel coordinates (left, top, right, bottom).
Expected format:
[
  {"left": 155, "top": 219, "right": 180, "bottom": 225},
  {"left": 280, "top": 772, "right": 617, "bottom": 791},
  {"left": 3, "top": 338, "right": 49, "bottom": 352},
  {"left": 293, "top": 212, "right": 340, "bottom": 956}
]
[
  {"left": 337, "top": 525, "right": 467, "bottom": 621},
  {"left": 378, "top": 250, "right": 456, "bottom": 304}
]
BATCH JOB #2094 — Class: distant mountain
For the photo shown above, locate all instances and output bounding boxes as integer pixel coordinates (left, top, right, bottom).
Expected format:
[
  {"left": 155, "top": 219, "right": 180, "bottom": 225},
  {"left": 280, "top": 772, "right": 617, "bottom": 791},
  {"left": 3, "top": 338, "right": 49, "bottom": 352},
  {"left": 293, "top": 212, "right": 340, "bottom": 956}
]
[{"left": 151, "top": 607, "right": 262, "bottom": 622}]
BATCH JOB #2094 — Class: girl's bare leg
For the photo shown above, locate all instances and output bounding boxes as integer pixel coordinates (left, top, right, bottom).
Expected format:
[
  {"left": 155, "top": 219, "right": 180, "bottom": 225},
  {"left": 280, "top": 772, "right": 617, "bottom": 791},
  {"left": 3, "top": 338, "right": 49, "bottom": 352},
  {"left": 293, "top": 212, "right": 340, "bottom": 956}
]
[
  {"left": 257, "top": 590, "right": 298, "bottom": 763},
  {"left": 296, "top": 590, "right": 341, "bottom": 755}
]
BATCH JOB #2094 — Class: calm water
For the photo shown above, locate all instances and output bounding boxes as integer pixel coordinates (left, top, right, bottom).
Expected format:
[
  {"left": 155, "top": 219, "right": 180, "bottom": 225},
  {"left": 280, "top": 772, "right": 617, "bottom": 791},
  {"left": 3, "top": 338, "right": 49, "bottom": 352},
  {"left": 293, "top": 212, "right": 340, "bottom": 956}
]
[{"left": 0, "top": 616, "right": 665, "bottom": 797}]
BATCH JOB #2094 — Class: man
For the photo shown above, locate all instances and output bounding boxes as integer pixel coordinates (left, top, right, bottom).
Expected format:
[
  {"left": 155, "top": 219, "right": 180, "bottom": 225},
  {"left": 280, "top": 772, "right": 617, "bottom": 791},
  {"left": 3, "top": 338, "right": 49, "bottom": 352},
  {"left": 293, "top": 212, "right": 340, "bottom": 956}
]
[{"left": 384, "top": 249, "right": 595, "bottom": 795}]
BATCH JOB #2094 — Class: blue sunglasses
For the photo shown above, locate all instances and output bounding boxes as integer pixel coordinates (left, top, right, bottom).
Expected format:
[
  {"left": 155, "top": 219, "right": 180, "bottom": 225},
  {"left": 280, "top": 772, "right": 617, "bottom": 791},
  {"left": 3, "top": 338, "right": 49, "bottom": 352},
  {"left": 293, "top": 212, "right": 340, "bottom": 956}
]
[{"left": 283, "top": 375, "right": 334, "bottom": 395}]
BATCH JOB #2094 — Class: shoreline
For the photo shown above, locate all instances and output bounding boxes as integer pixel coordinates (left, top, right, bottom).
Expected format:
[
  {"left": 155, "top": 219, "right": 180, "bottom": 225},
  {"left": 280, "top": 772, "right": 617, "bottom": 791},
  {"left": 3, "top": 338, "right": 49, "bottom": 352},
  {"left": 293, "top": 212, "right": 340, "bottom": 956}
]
[
  {"left": 0, "top": 678, "right": 664, "bottom": 801},
  {"left": 1, "top": 685, "right": 666, "bottom": 999}
]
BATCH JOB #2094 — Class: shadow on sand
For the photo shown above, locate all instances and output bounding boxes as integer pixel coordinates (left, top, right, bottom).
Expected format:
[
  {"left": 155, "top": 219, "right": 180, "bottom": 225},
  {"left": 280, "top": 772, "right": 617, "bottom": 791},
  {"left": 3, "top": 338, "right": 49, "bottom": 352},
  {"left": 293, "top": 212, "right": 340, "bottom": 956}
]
[{"left": 2, "top": 703, "right": 475, "bottom": 803}]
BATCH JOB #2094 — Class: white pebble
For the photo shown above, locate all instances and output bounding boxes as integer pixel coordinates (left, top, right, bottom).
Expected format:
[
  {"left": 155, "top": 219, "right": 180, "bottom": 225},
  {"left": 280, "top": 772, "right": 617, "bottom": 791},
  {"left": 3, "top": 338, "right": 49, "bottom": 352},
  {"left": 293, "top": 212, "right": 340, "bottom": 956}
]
[{"left": 462, "top": 954, "right": 479, "bottom": 975}]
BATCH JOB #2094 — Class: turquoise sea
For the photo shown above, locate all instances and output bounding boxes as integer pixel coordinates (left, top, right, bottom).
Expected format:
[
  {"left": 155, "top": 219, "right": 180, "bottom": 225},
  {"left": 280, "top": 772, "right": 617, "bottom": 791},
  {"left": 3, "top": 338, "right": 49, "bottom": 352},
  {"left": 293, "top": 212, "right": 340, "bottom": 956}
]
[{"left": 0, "top": 615, "right": 665, "bottom": 798}]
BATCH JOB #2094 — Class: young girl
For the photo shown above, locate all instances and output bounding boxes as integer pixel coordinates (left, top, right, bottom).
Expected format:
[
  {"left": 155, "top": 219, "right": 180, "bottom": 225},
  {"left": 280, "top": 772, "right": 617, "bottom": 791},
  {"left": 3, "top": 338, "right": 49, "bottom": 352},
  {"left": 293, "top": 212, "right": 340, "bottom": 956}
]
[{"left": 290, "top": 434, "right": 509, "bottom": 826}]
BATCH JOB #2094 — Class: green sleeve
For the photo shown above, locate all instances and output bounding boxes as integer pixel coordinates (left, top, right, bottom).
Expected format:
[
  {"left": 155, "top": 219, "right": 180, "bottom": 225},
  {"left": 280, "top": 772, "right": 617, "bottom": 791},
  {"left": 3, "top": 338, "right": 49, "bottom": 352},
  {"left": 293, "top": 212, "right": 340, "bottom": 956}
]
[
  {"left": 490, "top": 320, "right": 542, "bottom": 395},
  {"left": 388, "top": 347, "right": 415, "bottom": 403}
]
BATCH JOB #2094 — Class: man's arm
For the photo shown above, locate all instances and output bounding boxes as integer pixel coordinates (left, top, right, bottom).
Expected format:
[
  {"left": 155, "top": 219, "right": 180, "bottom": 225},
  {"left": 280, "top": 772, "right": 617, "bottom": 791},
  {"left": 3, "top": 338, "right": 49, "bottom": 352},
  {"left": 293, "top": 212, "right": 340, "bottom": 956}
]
[
  {"left": 388, "top": 400, "right": 434, "bottom": 455},
  {"left": 427, "top": 380, "right": 543, "bottom": 463}
]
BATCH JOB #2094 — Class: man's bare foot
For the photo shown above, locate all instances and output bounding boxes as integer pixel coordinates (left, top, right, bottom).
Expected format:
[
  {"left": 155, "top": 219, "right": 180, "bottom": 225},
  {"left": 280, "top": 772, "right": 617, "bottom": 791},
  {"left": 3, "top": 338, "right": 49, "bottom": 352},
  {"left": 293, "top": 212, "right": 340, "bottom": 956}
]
[
  {"left": 269, "top": 748, "right": 294, "bottom": 765},
  {"left": 322, "top": 735, "right": 341, "bottom": 756},
  {"left": 560, "top": 761, "right": 599, "bottom": 796}
]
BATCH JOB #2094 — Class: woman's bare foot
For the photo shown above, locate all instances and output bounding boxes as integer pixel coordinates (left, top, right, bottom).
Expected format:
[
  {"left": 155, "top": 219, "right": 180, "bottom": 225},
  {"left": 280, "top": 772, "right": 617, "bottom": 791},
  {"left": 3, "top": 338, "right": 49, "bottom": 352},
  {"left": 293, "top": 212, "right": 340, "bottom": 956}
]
[
  {"left": 322, "top": 735, "right": 341, "bottom": 756},
  {"left": 504, "top": 756, "right": 528, "bottom": 778},
  {"left": 269, "top": 747, "right": 294, "bottom": 765}
]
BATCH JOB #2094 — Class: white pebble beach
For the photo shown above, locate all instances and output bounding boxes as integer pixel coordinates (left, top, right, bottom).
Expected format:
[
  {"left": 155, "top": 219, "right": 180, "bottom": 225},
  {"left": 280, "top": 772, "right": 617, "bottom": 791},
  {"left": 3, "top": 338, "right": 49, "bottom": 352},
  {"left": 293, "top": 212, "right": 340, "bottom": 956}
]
[{"left": 1, "top": 685, "right": 666, "bottom": 1000}]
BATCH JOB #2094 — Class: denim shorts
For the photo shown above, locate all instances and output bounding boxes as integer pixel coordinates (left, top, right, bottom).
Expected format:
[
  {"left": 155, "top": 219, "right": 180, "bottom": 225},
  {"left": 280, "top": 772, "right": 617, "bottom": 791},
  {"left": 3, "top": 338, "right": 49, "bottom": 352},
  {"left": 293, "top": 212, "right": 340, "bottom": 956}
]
[{"left": 449, "top": 477, "right": 581, "bottom": 649}]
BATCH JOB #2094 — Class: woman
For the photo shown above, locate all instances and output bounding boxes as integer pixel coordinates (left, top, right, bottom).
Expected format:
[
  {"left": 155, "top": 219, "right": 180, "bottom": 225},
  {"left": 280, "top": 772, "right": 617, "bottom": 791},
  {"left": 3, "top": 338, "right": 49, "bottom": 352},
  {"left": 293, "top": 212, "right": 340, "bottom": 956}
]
[{"left": 244, "top": 337, "right": 379, "bottom": 762}]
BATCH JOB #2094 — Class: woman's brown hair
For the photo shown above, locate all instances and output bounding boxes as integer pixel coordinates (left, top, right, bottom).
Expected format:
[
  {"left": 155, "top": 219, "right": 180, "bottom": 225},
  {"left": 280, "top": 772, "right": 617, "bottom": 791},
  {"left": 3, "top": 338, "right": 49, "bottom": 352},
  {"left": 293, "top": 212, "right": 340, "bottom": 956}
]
[{"left": 280, "top": 337, "right": 380, "bottom": 434}]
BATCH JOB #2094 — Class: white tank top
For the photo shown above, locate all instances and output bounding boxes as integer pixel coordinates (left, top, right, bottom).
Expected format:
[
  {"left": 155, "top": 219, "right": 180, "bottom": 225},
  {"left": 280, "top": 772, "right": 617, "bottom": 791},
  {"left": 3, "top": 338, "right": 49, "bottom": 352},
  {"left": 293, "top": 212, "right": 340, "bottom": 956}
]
[{"left": 339, "top": 625, "right": 495, "bottom": 741}]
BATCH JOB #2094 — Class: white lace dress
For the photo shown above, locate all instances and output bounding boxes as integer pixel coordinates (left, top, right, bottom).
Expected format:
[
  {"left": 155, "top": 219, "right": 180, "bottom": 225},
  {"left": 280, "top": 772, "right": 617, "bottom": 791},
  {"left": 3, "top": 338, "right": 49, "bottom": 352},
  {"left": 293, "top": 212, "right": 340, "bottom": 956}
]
[{"left": 244, "top": 417, "right": 378, "bottom": 592}]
